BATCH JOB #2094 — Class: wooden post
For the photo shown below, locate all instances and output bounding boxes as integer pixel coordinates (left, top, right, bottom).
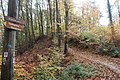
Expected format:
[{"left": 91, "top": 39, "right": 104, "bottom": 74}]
[{"left": 1, "top": 0, "right": 17, "bottom": 80}]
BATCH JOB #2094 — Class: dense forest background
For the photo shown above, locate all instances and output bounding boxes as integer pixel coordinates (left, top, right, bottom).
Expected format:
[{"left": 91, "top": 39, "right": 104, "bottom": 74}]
[
  {"left": 0, "top": 0, "right": 120, "bottom": 53},
  {"left": 0, "top": 0, "right": 120, "bottom": 80}
]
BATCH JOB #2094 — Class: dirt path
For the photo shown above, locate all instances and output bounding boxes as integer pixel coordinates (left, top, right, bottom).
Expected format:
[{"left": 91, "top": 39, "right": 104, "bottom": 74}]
[{"left": 68, "top": 47, "right": 120, "bottom": 79}]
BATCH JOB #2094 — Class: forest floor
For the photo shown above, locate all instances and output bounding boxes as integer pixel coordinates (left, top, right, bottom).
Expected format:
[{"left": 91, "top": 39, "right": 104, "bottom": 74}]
[
  {"left": 14, "top": 36, "right": 120, "bottom": 80},
  {"left": 64, "top": 47, "right": 120, "bottom": 80}
]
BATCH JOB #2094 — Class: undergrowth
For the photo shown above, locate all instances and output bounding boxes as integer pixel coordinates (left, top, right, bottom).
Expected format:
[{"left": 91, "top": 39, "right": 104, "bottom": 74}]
[
  {"left": 32, "top": 47, "right": 95, "bottom": 80},
  {"left": 68, "top": 29, "right": 120, "bottom": 58},
  {"left": 14, "top": 47, "right": 95, "bottom": 80},
  {"left": 58, "top": 62, "right": 95, "bottom": 80},
  {"left": 32, "top": 47, "right": 64, "bottom": 80}
]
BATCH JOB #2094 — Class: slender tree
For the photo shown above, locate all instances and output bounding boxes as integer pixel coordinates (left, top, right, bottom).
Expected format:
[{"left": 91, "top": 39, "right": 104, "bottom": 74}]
[
  {"left": 48, "top": 0, "right": 54, "bottom": 45},
  {"left": 39, "top": 5, "right": 44, "bottom": 36},
  {"left": 26, "top": 0, "right": 31, "bottom": 44},
  {"left": 0, "top": 0, "right": 5, "bottom": 17},
  {"left": 107, "top": 0, "right": 115, "bottom": 42},
  {"left": 56, "top": 0, "right": 61, "bottom": 48},
  {"left": 36, "top": 0, "right": 41, "bottom": 36},
  {"left": 21, "top": 0, "right": 29, "bottom": 50},
  {"left": 30, "top": 0, "right": 35, "bottom": 42},
  {"left": 64, "top": 0, "right": 69, "bottom": 54}
]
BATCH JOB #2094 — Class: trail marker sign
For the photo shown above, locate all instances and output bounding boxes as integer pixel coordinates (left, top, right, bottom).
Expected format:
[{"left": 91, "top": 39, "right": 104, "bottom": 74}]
[
  {"left": 5, "top": 16, "right": 25, "bottom": 25},
  {"left": 4, "top": 21, "right": 24, "bottom": 32},
  {"left": 4, "top": 16, "right": 25, "bottom": 32}
]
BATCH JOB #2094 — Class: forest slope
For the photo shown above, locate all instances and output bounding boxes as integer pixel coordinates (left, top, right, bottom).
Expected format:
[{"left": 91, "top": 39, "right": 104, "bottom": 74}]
[{"left": 14, "top": 37, "right": 120, "bottom": 80}]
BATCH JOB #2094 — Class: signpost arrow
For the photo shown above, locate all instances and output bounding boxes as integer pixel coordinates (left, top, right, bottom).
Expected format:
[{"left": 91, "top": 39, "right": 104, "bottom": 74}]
[
  {"left": 4, "top": 16, "right": 25, "bottom": 32},
  {"left": 4, "top": 16, "right": 25, "bottom": 25},
  {"left": 4, "top": 21, "right": 25, "bottom": 32}
]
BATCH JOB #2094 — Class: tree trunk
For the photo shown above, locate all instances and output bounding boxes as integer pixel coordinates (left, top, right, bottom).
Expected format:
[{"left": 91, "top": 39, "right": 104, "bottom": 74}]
[
  {"left": 0, "top": 0, "right": 5, "bottom": 17},
  {"left": 21, "top": 1, "right": 29, "bottom": 50},
  {"left": 56, "top": 0, "right": 61, "bottom": 48},
  {"left": 64, "top": 0, "right": 69, "bottom": 55},
  {"left": 36, "top": 0, "right": 41, "bottom": 36},
  {"left": 107, "top": 0, "right": 115, "bottom": 42},
  {"left": 26, "top": 0, "right": 31, "bottom": 44},
  {"left": 39, "top": 5, "right": 44, "bottom": 36},
  {"left": 48, "top": 0, "right": 54, "bottom": 45},
  {"left": 30, "top": 0, "right": 35, "bottom": 42}
]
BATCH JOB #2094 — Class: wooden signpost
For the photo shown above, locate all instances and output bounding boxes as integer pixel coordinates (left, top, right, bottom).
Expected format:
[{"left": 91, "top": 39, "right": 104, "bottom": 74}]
[
  {"left": 1, "top": 0, "right": 22, "bottom": 80},
  {"left": 4, "top": 16, "right": 25, "bottom": 32},
  {"left": 1, "top": 16, "right": 25, "bottom": 80},
  {"left": 1, "top": 8, "right": 25, "bottom": 80}
]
